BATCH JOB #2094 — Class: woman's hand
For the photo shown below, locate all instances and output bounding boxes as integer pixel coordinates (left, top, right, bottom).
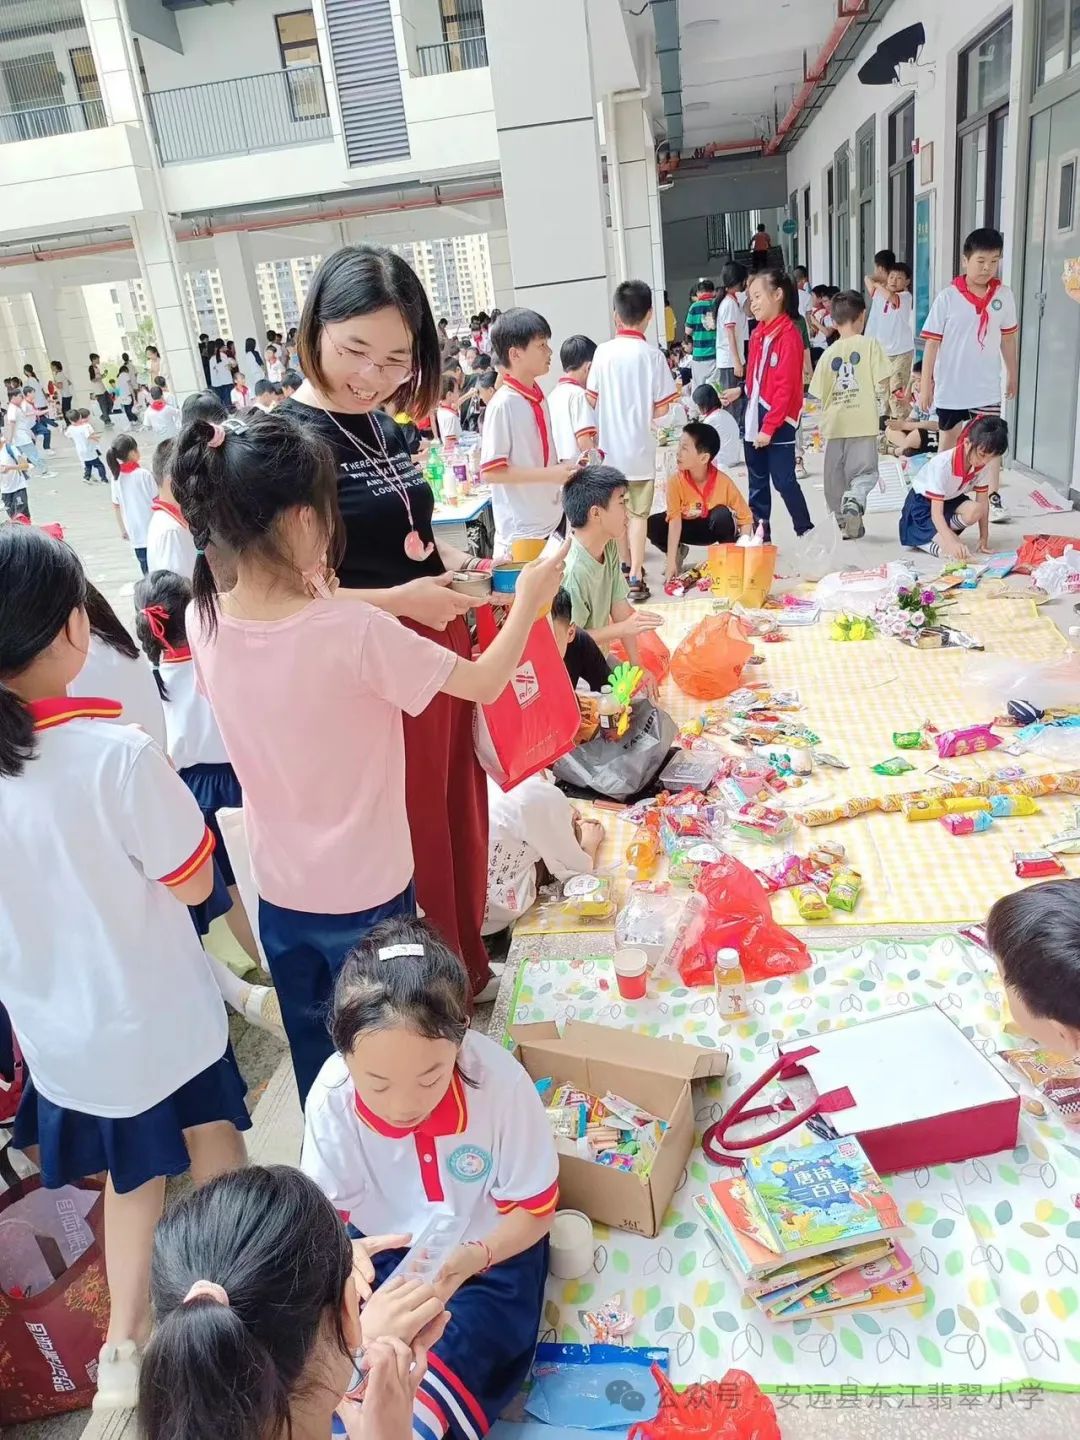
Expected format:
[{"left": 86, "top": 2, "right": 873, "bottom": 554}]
[
  {"left": 359, "top": 1275, "right": 447, "bottom": 1346},
  {"left": 337, "top": 1337, "right": 427, "bottom": 1440},
  {"left": 352, "top": 1234, "right": 410, "bottom": 1302},
  {"left": 392, "top": 574, "right": 475, "bottom": 631}
]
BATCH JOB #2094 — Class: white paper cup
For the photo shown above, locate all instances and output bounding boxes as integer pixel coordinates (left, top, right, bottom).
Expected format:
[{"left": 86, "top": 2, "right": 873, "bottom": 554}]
[{"left": 548, "top": 1209, "right": 595, "bottom": 1279}]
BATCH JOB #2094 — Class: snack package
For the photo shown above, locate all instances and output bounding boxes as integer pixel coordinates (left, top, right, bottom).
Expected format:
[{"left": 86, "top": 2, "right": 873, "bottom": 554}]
[
  {"left": 940, "top": 812, "right": 994, "bottom": 835},
  {"left": 904, "top": 797, "right": 944, "bottom": 821},
  {"left": 872, "top": 756, "right": 915, "bottom": 776},
  {"left": 987, "top": 794, "right": 1039, "bottom": 818},
  {"left": 547, "top": 1104, "right": 588, "bottom": 1140},
  {"left": 809, "top": 841, "right": 846, "bottom": 867},
  {"left": 561, "top": 875, "right": 615, "bottom": 918},
  {"left": 754, "top": 852, "right": 808, "bottom": 892},
  {"left": 943, "top": 796, "right": 992, "bottom": 814},
  {"left": 826, "top": 867, "right": 862, "bottom": 912},
  {"left": 730, "top": 803, "right": 793, "bottom": 844},
  {"left": 799, "top": 795, "right": 881, "bottom": 826},
  {"left": 1014, "top": 849, "right": 1067, "bottom": 879},
  {"left": 999, "top": 1049, "right": 1080, "bottom": 1125},
  {"left": 893, "top": 730, "right": 928, "bottom": 749},
  {"left": 935, "top": 724, "right": 1003, "bottom": 758},
  {"left": 793, "top": 884, "right": 830, "bottom": 920},
  {"left": 614, "top": 887, "right": 691, "bottom": 968}
]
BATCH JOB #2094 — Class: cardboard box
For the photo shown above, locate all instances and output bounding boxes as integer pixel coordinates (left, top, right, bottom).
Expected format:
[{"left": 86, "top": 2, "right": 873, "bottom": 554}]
[{"left": 510, "top": 1020, "right": 727, "bottom": 1237}]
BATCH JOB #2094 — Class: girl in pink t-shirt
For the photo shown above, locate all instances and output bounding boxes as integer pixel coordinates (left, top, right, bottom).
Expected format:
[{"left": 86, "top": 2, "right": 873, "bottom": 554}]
[{"left": 175, "top": 409, "right": 567, "bottom": 1104}]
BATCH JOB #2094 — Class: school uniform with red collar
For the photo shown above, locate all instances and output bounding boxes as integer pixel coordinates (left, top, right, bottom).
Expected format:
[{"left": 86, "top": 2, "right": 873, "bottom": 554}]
[
  {"left": 1, "top": 699, "right": 248, "bottom": 1195},
  {"left": 146, "top": 497, "right": 197, "bottom": 580},
  {"left": 742, "top": 313, "right": 812, "bottom": 537},
  {"left": 302, "top": 1029, "right": 557, "bottom": 1440},
  {"left": 110, "top": 459, "right": 156, "bottom": 566},
  {"left": 479, "top": 375, "right": 562, "bottom": 548},
  {"left": 436, "top": 403, "right": 462, "bottom": 446},
  {"left": 587, "top": 328, "right": 677, "bottom": 483},
  {"left": 899, "top": 424, "right": 988, "bottom": 550},
  {"left": 144, "top": 397, "right": 180, "bottom": 441},
  {"left": 547, "top": 376, "right": 598, "bottom": 462},
  {"left": 921, "top": 276, "right": 1017, "bottom": 425}
]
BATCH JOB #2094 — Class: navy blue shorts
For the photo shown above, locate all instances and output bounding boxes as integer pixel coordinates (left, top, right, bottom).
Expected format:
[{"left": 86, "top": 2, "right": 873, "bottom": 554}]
[{"left": 13, "top": 1046, "right": 250, "bottom": 1195}]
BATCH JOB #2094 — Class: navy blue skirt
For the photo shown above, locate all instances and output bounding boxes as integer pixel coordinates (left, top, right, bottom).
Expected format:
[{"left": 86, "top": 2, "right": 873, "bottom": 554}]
[
  {"left": 180, "top": 761, "right": 242, "bottom": 888},
  {"left": 350, "top": 1234, "right": 549, "bottom": 1440},
  {"left": 12, "top": 1046, "right": 251, "bottom": 1195},
  {"left": 899, "top": 489, "right": 967, "bottom": 548}
]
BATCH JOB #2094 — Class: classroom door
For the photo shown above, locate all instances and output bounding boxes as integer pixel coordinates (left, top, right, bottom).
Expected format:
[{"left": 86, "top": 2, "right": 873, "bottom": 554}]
[{"left": 1015, "top": 89, "right": 1080, "bottom": 490}]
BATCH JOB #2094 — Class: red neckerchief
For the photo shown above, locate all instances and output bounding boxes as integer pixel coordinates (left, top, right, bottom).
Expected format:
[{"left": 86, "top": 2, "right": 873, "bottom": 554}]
[
  {"left": 24, "top": 697, "right": 122, "bottom": 730},
  {"left": 952, "top": 425, "right": 980, "bottom": 488},
  {"left": 953, "top": 275, "right": 1000, "bottom": 348},
  {"left": 353, "top": 1069, "right": 468, "bottom": 1139},
  {"left": 501, "top": 374, "right": 550, "bottom": 465},
  {"left": 679, "top": 464, "right": 717, "bottom": 515},
  {"left": 558, "top": 376, "right": 586, "bottom": 388},
  {"left": 149, "top": 399, "right": 166, "bottom": 411},
  {"left": 150, "top": 497, "right": 188, "bottom": 528},
  {"left": 616, "top": 328, "right": 647, "bottom": 341},
  {"left": 118, "top": 460, "right": 139, "bottom": 473}
]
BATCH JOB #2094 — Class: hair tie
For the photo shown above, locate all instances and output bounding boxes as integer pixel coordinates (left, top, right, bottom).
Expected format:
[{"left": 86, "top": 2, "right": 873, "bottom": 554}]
[
  {"left": 142, "top": 604, "right": 170, "bottom": 647},
  {"left": 182, "top": 1280, "right": 230, "bottom": 1308},
  {"left": 207, "top": 423, "right": 226, "bottom": 449},
  {"left": 378, "top": 944, "right": 425, "bottom": 961}
]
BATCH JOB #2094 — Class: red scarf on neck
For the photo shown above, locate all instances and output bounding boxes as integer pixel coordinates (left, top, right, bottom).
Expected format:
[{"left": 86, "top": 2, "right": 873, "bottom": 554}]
[
  {"left": 150, "top": 497, "right": 188, "bottom": 528},
  {"left": 501, "top": 374, "right": 550, "bottom": 465},
  {"left": 952, "top": 424, "right": 980, "bottom": 488},
  {"left": 952, "top": 276, "right": 1000, "bottom": 349},
  {"left": 149, "top": 399, "right": 166, "bottom": 411}
]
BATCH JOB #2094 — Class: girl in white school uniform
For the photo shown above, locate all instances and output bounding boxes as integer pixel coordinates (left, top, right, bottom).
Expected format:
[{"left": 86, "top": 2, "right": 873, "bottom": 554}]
[
  {"left": 174, "top": 408, "right": 568, "bottom": 1106},
  {"left": 302, "top": 917, "right": 558, "bottom": 1440},
  {"left": 145, "top": 438, "right": 198, "bottom": 580},
  {"left": 107, "top": 432, "right": 156, "bottom": 575},
  {"left": 0, "top": 525, "right": 249, "bottom": 1412}
]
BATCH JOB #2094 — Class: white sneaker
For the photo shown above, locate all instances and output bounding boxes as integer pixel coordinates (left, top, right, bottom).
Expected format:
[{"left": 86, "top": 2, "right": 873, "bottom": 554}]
[
  {"left": 473, "top": 960, "right": 507, "bottom": 1006},
  {"left": 242, "top": 982, "right": 286, "bottom": 1040},
  {"left": 93, "top": 1339, "right": 141, "bottom": 1412},
  {"left": 38, "top": 469, "right": 57, "bottom": 479},
  {"left": 989, "top": 491, "right": 1010, "bottom": 523}
]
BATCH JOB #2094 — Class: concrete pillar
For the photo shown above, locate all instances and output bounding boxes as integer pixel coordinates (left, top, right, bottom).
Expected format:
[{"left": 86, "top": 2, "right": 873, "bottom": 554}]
[
  {"left": 608, "top": 97, "right": 664, "bottom": 347},
  {"left": 213, "top": 230, "right": 266, "bottom": 349},
  {"left": 485, "top": 0, "right": 611, "bottom": 378},
  {"left": 131, "top": 211, "right": 205, "bottom": 403},
  {"left": 28, "top": 284, "right": 93, "bottom": 396},
  {"left": 487, "top": 228, "right": 515, "bottom": 312},
  {"left": 5, "top": 294, "right": 46, "bottom": 375}
]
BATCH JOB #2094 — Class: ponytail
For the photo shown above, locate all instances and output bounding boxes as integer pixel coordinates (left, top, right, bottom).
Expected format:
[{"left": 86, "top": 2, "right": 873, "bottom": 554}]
[
  {"left": 0, "top": 527, "right": 87, "bottom": 778},
  {"left": 134, "top": 571, "right": 191, "bottom": 688},
  {"left": 755, "top": 265, "right": 799, "bottom": 322},
  {"left": 105, "top": 432, "right": 138, "bottom": 481},
  {"left": 138, "top": 1166, "right": 352, "bottom": 1440},
  {"left": 84, "top": 582, "right": 138, "bottom": 660}
]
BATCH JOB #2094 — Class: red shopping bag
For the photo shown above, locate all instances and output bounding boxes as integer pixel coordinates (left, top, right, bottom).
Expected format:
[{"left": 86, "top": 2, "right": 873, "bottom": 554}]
[
  {"left": 473, "top": 608, "right": 580, "bottom": 791},
  {"left": 0, "top": 1177, "right": 108, "bottom": 1424}
]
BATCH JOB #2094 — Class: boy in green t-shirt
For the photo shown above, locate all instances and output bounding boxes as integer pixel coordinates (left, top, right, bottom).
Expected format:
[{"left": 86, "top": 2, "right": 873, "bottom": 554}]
[
  {"left": 809, "top": 289, "right": 890, "bottom": 540},
  {"left": 684, "top": 278, "right": 719, "bottom": 390}
]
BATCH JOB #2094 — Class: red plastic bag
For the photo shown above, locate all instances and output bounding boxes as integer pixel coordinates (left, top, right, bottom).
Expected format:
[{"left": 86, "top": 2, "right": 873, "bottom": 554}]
[
  {"left": 609, "top": 629, "right": 671, "bottom": 686},
  {"left": 670, "top": 615, "right": 753, "bottom": 701},
  {"left": 629, "top": 1365, "right": 780, "bottom": 1440},
  {"left": 473, "top": 608, "right": 580, "bottom": 791},
  {"left": 1015, "top": 533, "right": 1074, "bottom": 573},
  {"left": 670, "top": 855, "right": 811, "bottom": 986},
  {"left": 0, "top": 1177, "right": 107, "bottom": 1424}
]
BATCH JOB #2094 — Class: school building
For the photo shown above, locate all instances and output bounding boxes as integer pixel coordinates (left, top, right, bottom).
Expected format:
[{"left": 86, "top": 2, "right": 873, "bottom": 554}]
[{"left": 0, "top": 0, "right": 1077, "bottom": 494}]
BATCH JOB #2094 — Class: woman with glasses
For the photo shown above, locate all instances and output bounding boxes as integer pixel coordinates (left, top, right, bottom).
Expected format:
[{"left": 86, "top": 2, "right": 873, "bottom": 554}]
[{"left": 282, "top": 247, "right": 500, "bottom": 1004}]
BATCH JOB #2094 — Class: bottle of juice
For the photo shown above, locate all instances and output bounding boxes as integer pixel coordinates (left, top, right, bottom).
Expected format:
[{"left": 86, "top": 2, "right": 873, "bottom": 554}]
[
  {"left": 425, "top": 443, "right": 445, "bottom": 503},
  {"left": 716, "top": 947, "right": 749, "bottom": 1021},
  {"left": 626, "top": 824, "right": 659, "bottom": 882},
  {"left": 597, "top": 686, "right": 618, "bottom": 741}
]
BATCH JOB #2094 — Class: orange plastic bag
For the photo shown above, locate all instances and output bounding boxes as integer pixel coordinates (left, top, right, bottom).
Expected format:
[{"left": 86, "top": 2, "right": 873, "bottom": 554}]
[
  {"left": 670, "top": 614, "right": 753, "bottom": 700},
  {"left": 609, "top": 629, "right": 671, "bottom": 686},
  {"left": 704, "top": 543, "right": 777, "bottom": 607}
]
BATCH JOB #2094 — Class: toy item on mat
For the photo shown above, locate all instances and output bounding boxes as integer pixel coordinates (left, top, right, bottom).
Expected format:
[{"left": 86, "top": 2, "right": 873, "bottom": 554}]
[
  {"left": 793, "top": 883, "right": 830, "bottom": 920},
  {"left": 526, "top": 1344, "right": 669, "bottom": 1428},
  {"left": 670, "top": 614, "right": 754, "bottom": 701},
  {"left": 583, "top": 1293, "right": 636, "bottom": 1345},
  {"left": 561, "top": 875, "right": 615, "bottom": 919},
  {"left": 872, "top": 755, "right": 915, "bottom": 776},
  {"left": 830, "top": 612, "right": 875, "bottom": 641},
  {"left": 627, "top": 1364, "right": 781, "bottom": 1440},
  {"left": 826, "top": 867, "right": 862, "bottom": 912},
  {"left": 988, "top": 793, "right": 1039, "bottom": 817},
  {"left": 609, "top": 660, "right": 644, "bottom": 708},
  {"left": 893, "top": 730, "right": 928, "bottom": 749},
  {"left": 941, "top": 812, "right": 994, "bottom": 835},
  {"left": 999, "top": 1050, "right": 1080, "bottom": 1125},
  {"left": 1014, "top": 849, "right": 1067, "bottom": 879},
  {"left": 935, "top": 724, "right": 1002, "bottom": 758}
]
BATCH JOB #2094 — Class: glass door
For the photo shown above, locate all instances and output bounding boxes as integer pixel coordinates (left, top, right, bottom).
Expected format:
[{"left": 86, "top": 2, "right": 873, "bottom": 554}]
[{"left": 856, "top": 118, "right": 876, "bottom": 285}]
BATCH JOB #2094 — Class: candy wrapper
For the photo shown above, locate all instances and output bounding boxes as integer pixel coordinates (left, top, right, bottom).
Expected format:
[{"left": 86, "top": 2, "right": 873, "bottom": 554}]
[
  {"left": 872, "top": 756, "right": 915, "bottom": 776},
  {"left": 1014, "top": 849, "right": 1066, "bottom": 879},
  {"left": 583, "top": 1294, "right": 636, "bottom": 1345},
  {"left": 935, "top": 724, "right": 1002, "bottom": 758},
  {"left": 988, "top": 794, "right": 1039, "bottom": 817},
  {"left": 893, "top": 730, "right": 928, "bottom": 749},
  {"left": 826, "top": 867, "right": 862, "bottom": 912},
  {"left": 999, "top": 1050, "right": 1080, "bottom": 1125},
  {"left": 548, "top": 1104, "right": 588, "bottom": 1139},
  {"left": 940, "top": 812, "right": 994, "bottom": 835},
  {"left": 793, "top": 884, "right": 830, "bottom": 920},
  {"left": 754, "top": 852, "right": 807, "bottom": 892}
]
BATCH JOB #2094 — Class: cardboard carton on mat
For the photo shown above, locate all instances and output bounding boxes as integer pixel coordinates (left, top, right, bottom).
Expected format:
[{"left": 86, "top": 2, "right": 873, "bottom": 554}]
[{"left": 510, "top": 1020, "right": 727, "bottom": 1237}]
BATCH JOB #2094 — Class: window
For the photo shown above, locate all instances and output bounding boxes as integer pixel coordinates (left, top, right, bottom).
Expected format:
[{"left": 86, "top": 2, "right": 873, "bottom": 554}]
[
  {"left": 1059, "top": 156, "right": 1078, "bottom": 231},
  {"left": 69, "top": 46, "right": 102, "bottom": 125},
  {"left": 825, "top": 166, "right": 835, "bottom": 280},
  {"left": 275, "top": 9, "right": 328, "bottom": 119},
  {"left": 833, "top": 143, "right": 852, "bottom": 286},
  {"left": 1038, "top": 0, "right": 1080, "bottom": 84},
  {"left": 887, "top": 98, "right": 915, "bottom": 262},
  {"left": 856, "top": 118, "right": 876, "bottom": 284},
  {"left": 955, "top": 16, "right": 1011, "bottom": 268}
]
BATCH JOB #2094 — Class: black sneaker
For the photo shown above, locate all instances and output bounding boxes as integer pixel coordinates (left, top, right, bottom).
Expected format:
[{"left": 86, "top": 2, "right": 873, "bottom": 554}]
[
  {"left": 989, "top": 491, "right": 1010, "bottom": 523},
  {"left": 628, "top": 575, "right": 651, "bottom": 602}
]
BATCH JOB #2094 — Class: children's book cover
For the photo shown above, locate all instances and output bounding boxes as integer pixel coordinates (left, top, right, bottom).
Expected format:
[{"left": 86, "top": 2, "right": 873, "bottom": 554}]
[
  {"left": 778, "top": 1268, "right": 924, "bottom": 1321},
  {"left": 744, "top": 1135, "right": 904, "bottom": 1258},
  {"left": 756, "top": 1239, "right": 896, "bottom": 1318},
  {"left": 768, "top": 1244, "right": 913, "bottom": 1320}
]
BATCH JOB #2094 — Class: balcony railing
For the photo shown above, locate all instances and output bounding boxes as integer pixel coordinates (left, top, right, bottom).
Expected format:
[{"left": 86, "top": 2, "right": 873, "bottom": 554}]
[
  {"left": 416, "top": 35, "right": 488, "bottom": 75},
  {"left": 146, "top": 66, "right": 332, "bottom": 164},
  {"left": 0, "top": 98, "right": 107, "bottom": 145}
]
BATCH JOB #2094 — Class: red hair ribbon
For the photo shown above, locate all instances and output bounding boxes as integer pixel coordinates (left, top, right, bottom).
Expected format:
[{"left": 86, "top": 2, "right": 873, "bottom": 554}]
[{"left": 142, "top": 604, "right": 190, "bottom": 662}]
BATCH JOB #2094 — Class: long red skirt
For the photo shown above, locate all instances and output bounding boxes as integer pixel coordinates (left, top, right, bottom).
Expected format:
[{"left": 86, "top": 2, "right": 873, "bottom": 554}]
[{"left": 401, "top": 615, "right": 491, "bottom": 996}]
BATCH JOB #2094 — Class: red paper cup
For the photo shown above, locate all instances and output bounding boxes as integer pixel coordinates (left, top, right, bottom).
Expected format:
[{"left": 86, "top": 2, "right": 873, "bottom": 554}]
[{"left": 614, "top": 948, "right": 648, "bottom": 1001}]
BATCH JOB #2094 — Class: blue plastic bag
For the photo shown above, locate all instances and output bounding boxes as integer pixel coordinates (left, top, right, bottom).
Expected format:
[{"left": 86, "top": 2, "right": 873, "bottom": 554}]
[{"left": 525, "top": 1344, "right": 669, "bottom": 1431}]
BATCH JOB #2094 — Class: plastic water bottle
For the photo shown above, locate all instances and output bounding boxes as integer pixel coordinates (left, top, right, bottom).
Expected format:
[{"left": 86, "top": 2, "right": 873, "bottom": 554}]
[{"left": 425, "top": 443, "right": 445, "bottom": 503}]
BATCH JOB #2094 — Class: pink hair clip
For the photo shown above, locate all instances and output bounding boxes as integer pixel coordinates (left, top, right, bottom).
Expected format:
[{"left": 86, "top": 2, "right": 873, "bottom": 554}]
[
  {"left": 207, "top": 423, "right": 226, "bottom": 449},
  {"left": 182, "top": 1279, "right": 230, "bottom": 1307}
]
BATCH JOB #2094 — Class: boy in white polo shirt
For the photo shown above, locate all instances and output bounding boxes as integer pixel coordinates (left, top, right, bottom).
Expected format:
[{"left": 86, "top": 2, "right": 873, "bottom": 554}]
[
  {"left": 548, "top": 334, "right": 598, "bottom": 462},
  {"left": 480, "top": 308, "right": 577, "bottom": 552},
  {"left": 919, "top": 226, "right": 1018, "bottom": 522},
  {"left": 587, "top": 280, "right": 678, "bottom": 601}
]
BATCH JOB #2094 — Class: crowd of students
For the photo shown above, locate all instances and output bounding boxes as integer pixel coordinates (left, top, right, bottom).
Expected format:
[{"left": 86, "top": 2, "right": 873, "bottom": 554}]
[{"left": 0, "top": 226, "right": 1051, "bottom": 1435}]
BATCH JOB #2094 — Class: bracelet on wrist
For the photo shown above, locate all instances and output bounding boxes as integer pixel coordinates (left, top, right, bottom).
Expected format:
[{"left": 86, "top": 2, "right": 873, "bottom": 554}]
[{"left": 464, "top": 1238, "right": 493, "bottom": 1273}]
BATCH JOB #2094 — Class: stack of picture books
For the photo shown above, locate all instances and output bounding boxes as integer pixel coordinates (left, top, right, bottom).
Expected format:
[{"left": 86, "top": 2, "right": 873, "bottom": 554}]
[{"left": 694, "top": 1132, "right": 923, "bottom": 1321}]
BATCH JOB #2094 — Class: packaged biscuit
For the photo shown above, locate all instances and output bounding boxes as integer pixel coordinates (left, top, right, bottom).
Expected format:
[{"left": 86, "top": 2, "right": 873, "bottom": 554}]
[
  {"left": 826, "top": 867, "right": 862, "bottom": 912},
  {"left": 793, "top": 884, "right": 830, "bottom": 920}
]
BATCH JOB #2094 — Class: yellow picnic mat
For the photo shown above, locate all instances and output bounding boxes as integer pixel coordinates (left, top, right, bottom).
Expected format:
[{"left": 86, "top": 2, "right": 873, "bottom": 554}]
[{"left": 518, "top": 591, "right": 1077, "bottom": 934}]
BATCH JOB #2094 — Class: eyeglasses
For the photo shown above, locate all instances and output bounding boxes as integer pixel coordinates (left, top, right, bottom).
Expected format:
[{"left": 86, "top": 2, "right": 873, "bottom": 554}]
[{"left": 325, "top": 330, "right": 412, "bottom": 387}]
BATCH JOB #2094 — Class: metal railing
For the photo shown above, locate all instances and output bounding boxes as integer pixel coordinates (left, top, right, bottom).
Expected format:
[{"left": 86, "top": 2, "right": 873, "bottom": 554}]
[
  {"left": 416, "top": 35, "right": 488, "bottom": 75},
  {"left": 146, "top": 66, "right": 332, "bottom": 164},
  {"left": 0, "top": 98, "right": 107, "bottom": 145}
]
